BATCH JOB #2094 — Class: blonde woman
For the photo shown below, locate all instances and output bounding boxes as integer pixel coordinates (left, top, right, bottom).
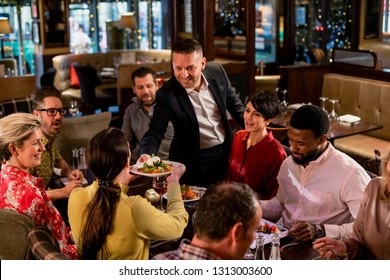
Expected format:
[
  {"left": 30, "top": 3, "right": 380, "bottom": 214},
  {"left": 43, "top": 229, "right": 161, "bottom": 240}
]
[
  {"left": 0, "top": 113, "right": 78, "bottom": 259},
  {"left": 313, "top": 150, "right": 390, "bottom": 259}
]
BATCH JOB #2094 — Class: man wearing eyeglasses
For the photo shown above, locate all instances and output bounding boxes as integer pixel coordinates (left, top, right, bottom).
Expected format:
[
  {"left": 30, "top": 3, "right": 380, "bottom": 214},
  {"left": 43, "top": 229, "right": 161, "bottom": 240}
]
[{"left": 30, "top": 87, "right": 83, "bottom": 222}]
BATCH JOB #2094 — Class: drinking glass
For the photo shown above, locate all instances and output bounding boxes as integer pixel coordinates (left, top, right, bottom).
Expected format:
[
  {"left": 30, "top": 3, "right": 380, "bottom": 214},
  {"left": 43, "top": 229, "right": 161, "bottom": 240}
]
[
  {"left": 328, "top": 99, "right": 339, "bottom": 126},
  {"left": 319, "top": 96, "right": 329, "bottom": 114},
  {"left": 152, "top": 176, "right": 168, "bottom": 211},
  {"left": 113, "top": 56, "right": 121, "bottom": 76},
  {"left": 69, "top": 100, "right": 79, "bottom": 117},
  {"left": 278, "top": 89, "right": 288, "bottom": 115},
  {"left": 243, "top": 248, "right": 255, "bottom": 260}
]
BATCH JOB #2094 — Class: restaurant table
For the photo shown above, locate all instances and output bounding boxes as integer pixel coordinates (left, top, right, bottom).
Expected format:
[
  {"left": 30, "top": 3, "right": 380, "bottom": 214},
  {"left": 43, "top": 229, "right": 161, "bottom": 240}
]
[
  {"left": 272, "top": 110, "right": 383, "bottom": 144},
  {"left": 127, "top": 176, "right": 320, "bottom": 260}
]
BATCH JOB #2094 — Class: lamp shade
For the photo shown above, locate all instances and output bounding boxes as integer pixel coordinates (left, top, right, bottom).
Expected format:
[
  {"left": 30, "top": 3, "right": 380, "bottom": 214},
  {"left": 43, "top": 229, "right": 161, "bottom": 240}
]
[
  {"left": 0, "top": 18, "right": 12, "bottom": 35},
  {"left": 118, "top": 12, "right": 137, "bottom": 29}
]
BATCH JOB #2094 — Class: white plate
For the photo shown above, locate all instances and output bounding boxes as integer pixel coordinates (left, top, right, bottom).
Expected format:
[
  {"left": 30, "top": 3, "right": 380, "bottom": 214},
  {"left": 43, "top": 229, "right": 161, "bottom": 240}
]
[
  {"left": 130, "top": 160, "right": 185, "bottom": 177},
  {"left": 162, "top": 186, "right": 206, "bottom": 203},
  {"left": 250, "top": 218, "right": 289, "bottom": 249},
  {"left": 60, "top": 177, "right": 88, "bottom": 185}
]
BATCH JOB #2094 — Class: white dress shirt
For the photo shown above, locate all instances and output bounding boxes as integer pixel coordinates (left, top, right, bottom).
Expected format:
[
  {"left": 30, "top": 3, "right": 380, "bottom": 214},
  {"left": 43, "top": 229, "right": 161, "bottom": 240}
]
[
  {"left": 260, "top": 142, "right": 370, "bottom": 240},
  {"left": 186, "top": 74, "right": 225, "bottom": 149}
]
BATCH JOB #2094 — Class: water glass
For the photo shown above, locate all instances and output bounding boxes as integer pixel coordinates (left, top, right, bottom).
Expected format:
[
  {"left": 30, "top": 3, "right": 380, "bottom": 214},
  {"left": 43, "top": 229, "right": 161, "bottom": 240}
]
[
  {"left": 69, "top": 100, "right": 79, "bottom": 117},
  {"left": 328, "top": 99, "right": 339, "bottom": 126},
  {"left": 152, "top": 176, "right": 168, "bottom": 211},
  {"left": 319, "top": 96, "right": 329, "bottom": 113}
]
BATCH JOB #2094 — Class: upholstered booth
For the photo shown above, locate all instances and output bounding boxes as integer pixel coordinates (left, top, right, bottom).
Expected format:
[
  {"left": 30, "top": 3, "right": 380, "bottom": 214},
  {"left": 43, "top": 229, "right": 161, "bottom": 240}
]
[
  {"left": 0, "top": 209, "right": 35, "bottom": 260},
  {"left": 56, "top": 111, "right": 112, "bottom": 164},
  {"left": 28, "top": 226, "right": 69, "bottom": 260},
  {"left": 52, "top": 50, "right": 171, "bottom": 107},
  {"left": 0, "top": 58, "right": 18, "bottom": 76},
  {"left": 321, "top": 73, "right": 390, "bottom": 172}
]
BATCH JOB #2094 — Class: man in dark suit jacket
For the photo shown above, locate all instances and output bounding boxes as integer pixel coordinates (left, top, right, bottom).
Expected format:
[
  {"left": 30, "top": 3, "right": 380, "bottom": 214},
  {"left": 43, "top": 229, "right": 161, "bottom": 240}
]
[{"left": 139, "top": 39, "right": 245, "bottom": 187}]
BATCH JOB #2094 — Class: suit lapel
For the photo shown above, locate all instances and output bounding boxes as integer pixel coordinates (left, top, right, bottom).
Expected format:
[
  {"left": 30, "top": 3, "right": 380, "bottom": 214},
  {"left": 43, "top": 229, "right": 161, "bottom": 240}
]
[
  {"left": 207, "top": 78, "right": 228, "bottom": 122},
  {"left": 173, "top": 79, "right": 199, "bottom": 127}
]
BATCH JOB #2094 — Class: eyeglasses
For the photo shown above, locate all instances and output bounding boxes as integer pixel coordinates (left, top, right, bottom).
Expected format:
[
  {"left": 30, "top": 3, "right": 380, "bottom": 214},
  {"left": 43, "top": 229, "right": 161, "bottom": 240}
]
[{"left": 37, "top": 108, "right": 67, "bottom": 116}]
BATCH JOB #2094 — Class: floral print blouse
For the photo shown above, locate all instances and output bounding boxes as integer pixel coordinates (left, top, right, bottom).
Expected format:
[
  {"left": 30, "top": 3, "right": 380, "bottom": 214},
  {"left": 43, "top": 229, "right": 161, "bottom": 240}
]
[{"left": 0, "top": 163, "right": 78, "bottom": 259}]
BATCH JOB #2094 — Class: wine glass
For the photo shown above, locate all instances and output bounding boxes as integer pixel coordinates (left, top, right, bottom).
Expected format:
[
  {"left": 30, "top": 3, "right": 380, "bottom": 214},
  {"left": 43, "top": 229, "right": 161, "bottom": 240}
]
[
  {"left": 279, "top": 89, "right": 288, "bottom": 115},
  {"left": 319, "top": 96, "right": 329, "bottom": 114},
  {"left": 328, "top": 99, "right": 339, "bottom": 126},
  {"left": 152, "top": 176, "right": 168, "bottom": 211},
  {"left": 113, "top": 56, "right": 121, "bottom": 76},
  {"left": 69, "top": 100, "right": 79, "bottom": 117}
]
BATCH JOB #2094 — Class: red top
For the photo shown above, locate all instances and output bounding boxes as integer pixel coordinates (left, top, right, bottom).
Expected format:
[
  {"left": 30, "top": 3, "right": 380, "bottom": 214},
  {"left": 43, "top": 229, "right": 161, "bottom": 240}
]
[
  {"left": 0, "top": 163, "right": 78, "bottom": 259},
  {"left": 226, "top": 131, "right": 287, "bottom": 199}
]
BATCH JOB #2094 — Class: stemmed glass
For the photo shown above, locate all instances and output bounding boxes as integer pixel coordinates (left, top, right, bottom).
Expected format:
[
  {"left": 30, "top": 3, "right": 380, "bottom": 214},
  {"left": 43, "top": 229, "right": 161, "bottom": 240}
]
[
  {"left": 152, "top": 176, "right": 168, "bottom": 211},
  {"left": 328, "top": 99, "right": 339, "bottom": 126},
  {"left": 113, "top": 56, "right": 121, "bottom": 77},
  {"left": 277, "top": 88, "right": 288, "bottom": 115},
  {"left": 319, "top": 96, "right": 329, "bottom": 114},
  {"left": 69, "top": 100, "right": 79, "bottom": 117}
]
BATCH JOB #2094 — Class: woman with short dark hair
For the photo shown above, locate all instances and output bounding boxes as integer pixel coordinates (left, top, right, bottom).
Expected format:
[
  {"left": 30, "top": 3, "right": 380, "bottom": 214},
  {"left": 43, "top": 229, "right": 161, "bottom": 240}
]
[{"left": 226, "top": 91, "right": 287, "bottom": 199}]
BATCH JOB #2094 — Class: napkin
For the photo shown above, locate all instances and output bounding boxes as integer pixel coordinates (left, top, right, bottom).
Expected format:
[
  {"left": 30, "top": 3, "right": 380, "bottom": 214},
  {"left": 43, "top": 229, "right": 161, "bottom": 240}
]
[
  {"left": 287, "top": 103, "right": 305, "bottom": 110},
  {"left": 338, "top": 114, "right": 361, "bottom": 123}
]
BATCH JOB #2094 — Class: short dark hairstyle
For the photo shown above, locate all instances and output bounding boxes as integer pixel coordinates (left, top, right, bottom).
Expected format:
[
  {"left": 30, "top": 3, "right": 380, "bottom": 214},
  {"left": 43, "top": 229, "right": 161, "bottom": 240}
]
[
  {"left": 194, "top": 181, "right": 259, "bottom": 241},
  {"left": 171, "top": 38, "right": 203, "bottom": 57},
  {"left": 131, "top": 67, "right": 157, "bottom": 85},
  {"left": 31, "top": 86, "right": 62, "bottom": 109},
  {"left": 290, "top": 104, "right": 329, "bottom": 138},
  {"left": 248, "top": 91, "right": 280, "bottom": 120}
]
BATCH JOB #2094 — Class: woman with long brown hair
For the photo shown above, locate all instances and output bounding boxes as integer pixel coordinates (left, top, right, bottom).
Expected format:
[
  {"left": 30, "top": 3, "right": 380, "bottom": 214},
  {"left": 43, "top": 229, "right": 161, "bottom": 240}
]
[{"left": 68, "top": 128, "right": 188, "bottom": 259}]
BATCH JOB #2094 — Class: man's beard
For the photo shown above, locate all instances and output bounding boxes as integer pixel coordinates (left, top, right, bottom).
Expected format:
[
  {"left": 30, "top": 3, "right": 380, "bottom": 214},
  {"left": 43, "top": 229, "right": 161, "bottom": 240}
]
[
  {"left": 141, "top": 96, "right": 156, "bottom": 107},
  {"left": 292, "top": 147, "right": 321, "bottom": 166}
]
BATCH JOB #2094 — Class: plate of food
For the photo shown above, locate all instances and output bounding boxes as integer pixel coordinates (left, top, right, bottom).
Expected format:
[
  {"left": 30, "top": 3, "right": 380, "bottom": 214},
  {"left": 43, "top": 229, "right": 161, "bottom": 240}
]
[
  {"left": 130, "top": 156, "right": 184, "bottom": 177},
  {"left": 162, "top": 185, "right": 206, "bottom": 203},
  {"left": 60, "top": 177, "right": 88, "bottom": 185},
  {"left": 250, "top": 218, "right": 289, "bottom": 249}
]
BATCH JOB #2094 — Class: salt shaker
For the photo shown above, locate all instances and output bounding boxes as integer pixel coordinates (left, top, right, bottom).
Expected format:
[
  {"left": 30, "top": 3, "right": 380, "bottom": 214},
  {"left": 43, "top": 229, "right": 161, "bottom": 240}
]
[
  {"left": 255, "top": 234, "right": 265, "bottom": 260},
  {"left": 269, "top": 232, "right": 281, "bottom": 260}
]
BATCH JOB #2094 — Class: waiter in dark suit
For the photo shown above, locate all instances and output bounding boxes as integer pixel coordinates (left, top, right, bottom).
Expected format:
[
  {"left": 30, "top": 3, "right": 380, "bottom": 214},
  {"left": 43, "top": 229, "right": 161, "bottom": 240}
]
[{"left": 139, "top": 39, "right": 245, "bottom": 187}]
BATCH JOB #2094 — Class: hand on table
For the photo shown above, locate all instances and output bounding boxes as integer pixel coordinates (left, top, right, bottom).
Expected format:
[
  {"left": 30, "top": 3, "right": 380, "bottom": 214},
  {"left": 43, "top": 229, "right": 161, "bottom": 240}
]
[
  {"left": 68, "top": 169, "right": 84, "bottom": 181},
  {"left": 288, "top": 221, "right": 316, "bottom": 241},
  {"left": 313, "top": 237, "right": 347, "bottom": 259}
]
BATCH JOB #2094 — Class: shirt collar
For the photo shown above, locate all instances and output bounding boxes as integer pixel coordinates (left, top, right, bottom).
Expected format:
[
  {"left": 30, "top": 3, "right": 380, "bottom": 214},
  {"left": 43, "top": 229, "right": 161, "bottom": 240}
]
[
  {"left": 179, "top": 239, "right": 223, "bottom": 260},
  {"left": 41, "top": 133, "right": 49, "bottom": 147},
  {"left": 91, "top": 180, "right": 129, "bottom": 195},
  {"left": 304, "top": 141, "right": 333, "bottom": 168},
  {"left": 185, "top": 73, "right": 209, "bottom": 94}
]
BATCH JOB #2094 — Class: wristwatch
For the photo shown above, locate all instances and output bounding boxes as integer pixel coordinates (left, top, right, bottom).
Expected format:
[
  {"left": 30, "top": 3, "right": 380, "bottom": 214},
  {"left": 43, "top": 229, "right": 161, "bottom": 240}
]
[{"left": 315, "top": 224, "right": 325, "bottom": 238}]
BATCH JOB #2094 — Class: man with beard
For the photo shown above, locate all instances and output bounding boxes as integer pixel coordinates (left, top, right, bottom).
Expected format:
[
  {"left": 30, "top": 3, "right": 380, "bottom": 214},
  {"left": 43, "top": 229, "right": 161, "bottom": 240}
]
[
  {"left": 260, "top": 105, "right": 370, "bottom": 241},
  {"left": 30, "top": 87, "right": 83, "bottom": 222},
  {"left": 121, "top": 67, "right": 173, "bottom": 163}
]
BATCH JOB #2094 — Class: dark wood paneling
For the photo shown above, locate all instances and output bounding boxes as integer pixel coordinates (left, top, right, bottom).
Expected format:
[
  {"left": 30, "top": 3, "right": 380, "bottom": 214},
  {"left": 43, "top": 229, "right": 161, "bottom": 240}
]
[{"left": 278, "top": 64, "right": 331, "bottom": 105}]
